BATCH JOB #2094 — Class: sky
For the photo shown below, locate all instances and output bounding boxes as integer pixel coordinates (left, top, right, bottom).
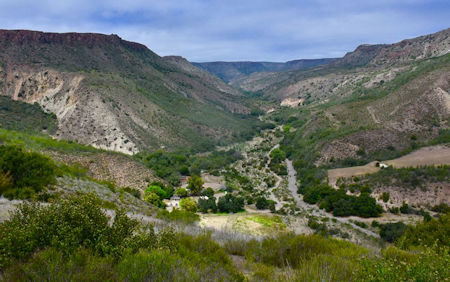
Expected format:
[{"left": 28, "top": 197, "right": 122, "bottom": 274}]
[{"left": 0, "top": 0, "right": 448, "bottom": 62}]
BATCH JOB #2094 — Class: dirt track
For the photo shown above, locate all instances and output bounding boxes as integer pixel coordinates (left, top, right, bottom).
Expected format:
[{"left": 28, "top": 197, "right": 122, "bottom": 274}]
[{"left": 328, "top": 145, "right": 450, "bottom": 186}]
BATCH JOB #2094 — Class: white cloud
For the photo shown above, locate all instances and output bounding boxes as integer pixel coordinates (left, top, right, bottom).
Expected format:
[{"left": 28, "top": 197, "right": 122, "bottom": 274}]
[{"left": 0, "top": 0, "right": 448, "bottom": 61}]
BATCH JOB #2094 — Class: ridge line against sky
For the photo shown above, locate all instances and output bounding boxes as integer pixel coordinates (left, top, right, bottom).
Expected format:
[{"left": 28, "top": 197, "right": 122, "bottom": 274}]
[{"left": 0, "top": 0, "right": 449, "bottom": 62}]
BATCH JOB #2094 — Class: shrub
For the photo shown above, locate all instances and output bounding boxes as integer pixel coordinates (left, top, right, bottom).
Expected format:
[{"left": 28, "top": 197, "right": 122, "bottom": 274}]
[
  {"left": 198, "top": 197, "right": 217, "bottom": 213},
  {"left": 175, "top": 187, "right": 188, "bottom": 197},
  {"left": 217, "top": 194, "right": 245, "bottom": 213},
  {"left": 0, "top": 145, "right": 57, "bottom": 198},
  {"left": 400, "top": 202, "right": 409, "bottom": 214},
  {"left": 0, "top": 170, "right": 13, "bottom": 195},
  {"left": 187, "top": 175, "right": 204, "bottom": 196},
  {"left": 144, "top": 192, "right": 164, "bottom": 208},
  {"left": 202, "top": 187, "right": 215, "bottom": 198},
  {"left": 180, "top": 198, "right": 198, "bottom": 213},
  {"left": 157, "top": 209, "right": 200, "bottom": 224},
  {"left": 256, "top": 197, "right": 269, "bottom": 210},
  {"left": 0, "top": 193, "right": 139, "bottom": 268},
  {"left": 397, "top": 213, "right": 450, "bottom": 248},
  {"left": 357, "top": 246, "right": 449, "bottom": 281},
  {"left": 380, "top": 192, "right": 390, "bottom": 203},
  {"left": 145, "top": 185, "right": 167, "bottom": 199},
  {"left": 379, "top": 222, "right": 407, "bottom": 243}
]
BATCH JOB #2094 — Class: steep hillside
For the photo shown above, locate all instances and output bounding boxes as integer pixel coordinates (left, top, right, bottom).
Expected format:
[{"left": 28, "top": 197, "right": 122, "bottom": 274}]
[
  {"left": 235, "top": 28, "right": 450, "bottom": 101},
  {"left": 193, "top": 58, "right": 335, "bottom": 83},
  {"left": 0, "top": 30, "right": 263, "bottom": 154}
]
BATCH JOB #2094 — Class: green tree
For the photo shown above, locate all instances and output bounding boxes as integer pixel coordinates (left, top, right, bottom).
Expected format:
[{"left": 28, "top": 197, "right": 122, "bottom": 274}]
[
  {"left": 144, "top": 192, "right": 164, "bottom": 208},
  {"left": 198, "top": 197, "right": 217, "bottom": 213},
  {"left": 256, "top": 197, "right": 269, "bottom": 210},
  {"left": 180, "top": 198, "right": 198, "bottom": 213},
  {"left": 175, "top": 187, "right": 188, "bottom": 197},
  {"left": 0, "top": 171, "right": 13, "bottom": 195},
  {"left": 145, "top": 185, "right": 167, "bottom": 200},
  {"left": 187, "top": 175, "right": 204, "bottom": 196},
  {"left": 0, "top": 145, "right": 57, "bottom": 199}
]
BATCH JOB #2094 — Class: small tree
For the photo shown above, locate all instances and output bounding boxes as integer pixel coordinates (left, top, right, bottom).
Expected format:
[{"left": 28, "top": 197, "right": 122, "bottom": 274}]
[
  {"left": 144, "top": 192, "right": 164, "bottom": 208},
  {"left": 198, "top": 197, "right": 217, "bottom": 213},
  {"left": 202, "top": 188, "right": 215, "bottom": 198},
  {"left": 0, "top": 171, "right": 13, "bottom": 195},
  {"left": 187, "top": 175, "right": 204, "bottom": 196},
  {"left": 256, "top": 197, "right": 269, "bottom": 210},
  {"left": 180, "top": 198, "right": 198, "bottom": 213},
  {"left": 145, "top": 185, "right": 167, "bottom": 200},
  {"left": 175, "top": 187, "right": 188, "bottom": 197},
  {"left": 380, "top": 192, "right": 390, "bottom": 203}
]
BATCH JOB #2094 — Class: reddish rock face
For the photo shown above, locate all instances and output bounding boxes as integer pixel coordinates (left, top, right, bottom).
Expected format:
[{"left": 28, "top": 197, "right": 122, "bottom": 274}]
[{"left": 0, "top": 29, "right": 147, "bottom": 51}]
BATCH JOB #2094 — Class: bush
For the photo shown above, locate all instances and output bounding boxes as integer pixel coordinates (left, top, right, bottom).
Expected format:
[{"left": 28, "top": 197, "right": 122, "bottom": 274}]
[
  {"left": 381, "top": 192, "right": 390, "bottom": 203},
  {"left": 157, "top": 209, "right": 200, "bottom": 224},
  {"left": 198, "top": 197, "right": 217, "bottom": 213},
  {"left": 145, "top": 185, "right": 167, "bottom": 199},
  {"left": 187, "top": 175, "right": 204, "bottom": 196},
  {"left": 397, "top": 213, "right": 450, "bottom": 248},
  {"left": 379, "top": 222, "right": 407, "bottom": 243},
  {"left": 0, "top": 193, "right": 139, "bottom": 268},
  {"left": 0, "top": 145, "right": 57, "bottom": 198},
  {"left": 175, "top": 187, "right": 188, "bottom": 197},
  {"left": 400, "top": 202, "right": 409, "bottom": 214},
  {"left": 256, "top": 197, "right": 269, "bottom": 210},
  {"left": 217, "top": 194, "right": 244, "bottom": 213},
  {"left": 358, "top": 246, "right": 449, "bottom": 281},
  {"left": 180, "top": 198, "right": 198, "bottom": 213},
  {"left": 0, "top": 170, "right": 13, "bottom": 195},
  {"left": 144, "top": 192, "right": 164, "bottom": 208}
]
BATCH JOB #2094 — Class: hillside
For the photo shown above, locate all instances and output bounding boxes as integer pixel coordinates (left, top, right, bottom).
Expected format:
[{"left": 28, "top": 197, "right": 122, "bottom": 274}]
[
  {"left": 234, "top": 28, "right": 450, "bottom": 100},
  {"left": 0, "top": 30, "right": 265, "bottom": 154},
  {"left": 193, "top": 58, "right": 335, "bottom": 83}
]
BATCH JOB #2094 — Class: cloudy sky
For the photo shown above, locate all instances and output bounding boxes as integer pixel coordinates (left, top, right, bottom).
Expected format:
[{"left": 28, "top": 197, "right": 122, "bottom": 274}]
[{"left": 0, "top": 0, "right": 448, "bottom": 62}]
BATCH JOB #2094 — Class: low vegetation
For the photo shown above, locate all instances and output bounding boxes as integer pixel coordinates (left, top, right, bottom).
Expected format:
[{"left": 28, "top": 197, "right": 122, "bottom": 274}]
[{"left": 0, "top": 145, "right": 57, "bottom": 199}]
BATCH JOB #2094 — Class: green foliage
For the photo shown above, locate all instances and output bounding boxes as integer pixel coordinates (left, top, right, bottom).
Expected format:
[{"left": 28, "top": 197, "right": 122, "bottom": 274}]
[
  {"left": 198, "top": 197, "right": 217, "bottom": 213},
  {"left": 357, "top": 246, "right": 449, "bottom": 281},
  {"left": 300, "top": 183, "right": 383, "bottom": 217},
  {"left": 255, "top": 197, "right": 268, "bottom": 209},
  {"left": 217, "top": 194, "right": 245, "bottom": 213},
  {"left": 0, "top": 194, "right": 139, "bottom": 268},
  {"left": 144, "top": 192, "right": 164, "bottom": 208},
  {"left": 175, "top": 187, "right": 188, "bottom": 197},
  {"left": 379, "top": 222, "right": 407, "bottom": 243},
  {"left": 135, "top": 149, "right": 243, "bottom": 185},
  {"left": 380, "top": 192, "right": 390, "bottom": 203},
  {"left": 0, "top": 170, "right": 13, "bottom": 195},
  {"left": 400, "top": 202, "right": 410, "bottom": 214},
  {"left": 355, "top": 165, "right": 450, "bottom": 189},
  {"left": 397, "top": 213, "right": 450, "bottom": 249},
  {"left": 187, "top": 175, "right": 204, "bottom": 196},
  {"left": 145, "top": 185, "right": 168, "bottom": 199},
  {"left": 179, "top": 198, "right": 198, "bottom": 213},
  {"left": 0, "top": 96, "right": 57, "bottom": 134},
  {"left": 0, "top": 145, "right": 57, "bottom": 199},
  {"left": 244, "top": 233, "right": 367, "bottom": 269},
  {"left": 157, "top": 209, "right": 200, "bottom": 224}
]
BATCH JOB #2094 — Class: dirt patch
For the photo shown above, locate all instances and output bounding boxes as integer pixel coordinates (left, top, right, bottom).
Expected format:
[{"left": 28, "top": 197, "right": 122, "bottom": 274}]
[
  {"left": 385, "top": 145, "right": 450, "bottom": 167},
  {"left": 328, "top": 145, "right": 450, "bottom": 187}
]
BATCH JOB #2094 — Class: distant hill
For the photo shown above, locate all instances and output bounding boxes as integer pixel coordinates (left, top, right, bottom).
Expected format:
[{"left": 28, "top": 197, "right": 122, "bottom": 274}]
[
  {"left": 193, "top": 58, "right": 336, "bottom": 83},
  {"left": 0, "top": 30, "right": 265, "bottom": 154}
]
